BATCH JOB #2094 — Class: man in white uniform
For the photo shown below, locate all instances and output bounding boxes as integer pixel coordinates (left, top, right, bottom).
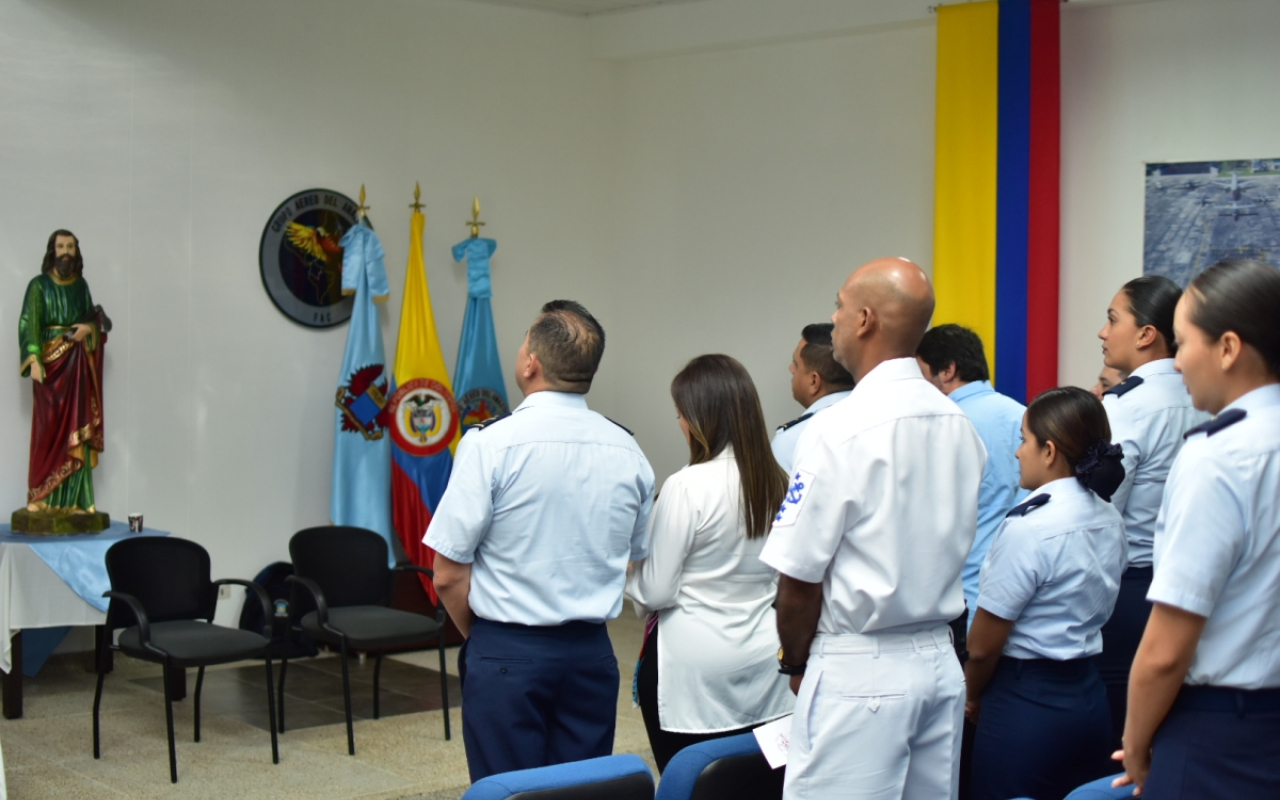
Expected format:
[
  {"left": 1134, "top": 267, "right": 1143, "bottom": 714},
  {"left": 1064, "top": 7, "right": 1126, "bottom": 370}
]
[
  {"left": 762, "top": 258, "right": 987, "bottom": 800},
  {"left": 772, "top": 323, "right": 855, "bottom": 475}
]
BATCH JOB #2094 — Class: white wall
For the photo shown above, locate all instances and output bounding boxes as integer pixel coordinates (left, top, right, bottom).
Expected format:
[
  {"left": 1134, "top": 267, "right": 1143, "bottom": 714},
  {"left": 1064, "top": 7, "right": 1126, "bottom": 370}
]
[{"left": 0, "top": 0, "right": 620, "bottom": 624}]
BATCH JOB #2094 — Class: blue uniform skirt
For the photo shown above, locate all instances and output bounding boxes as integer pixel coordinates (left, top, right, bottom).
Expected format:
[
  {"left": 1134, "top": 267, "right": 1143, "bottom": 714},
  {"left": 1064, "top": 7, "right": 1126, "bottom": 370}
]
[
  {"left": 970, "top": 657, "right": 1112, "bottom": 800},
  {"left": 1146, "top": 685, "right": 1280, "bottom": 799}
]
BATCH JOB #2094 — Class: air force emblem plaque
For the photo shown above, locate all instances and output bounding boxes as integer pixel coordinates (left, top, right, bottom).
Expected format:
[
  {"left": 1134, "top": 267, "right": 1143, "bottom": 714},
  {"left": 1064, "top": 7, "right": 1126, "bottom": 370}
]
[{"left": 259, "top": 188, "right": 365, "bottom": 328}]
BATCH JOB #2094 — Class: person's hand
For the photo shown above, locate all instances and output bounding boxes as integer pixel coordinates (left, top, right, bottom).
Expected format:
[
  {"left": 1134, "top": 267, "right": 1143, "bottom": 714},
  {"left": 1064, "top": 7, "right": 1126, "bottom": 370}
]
[
  {"left": 1110, "top": 746, "right": 1147, "bottom": 796},
  {"left": 964, "top": 698, "right": 981, "bottom": 725},
  {"left": 29, "top": 361, "right": 44, "bottom": 383},
  {"left": 70, "top": 323, "right": 92, "bottom": 343},
  {"left": 789, "top": 674, "right": 803, "bottom": 695}
]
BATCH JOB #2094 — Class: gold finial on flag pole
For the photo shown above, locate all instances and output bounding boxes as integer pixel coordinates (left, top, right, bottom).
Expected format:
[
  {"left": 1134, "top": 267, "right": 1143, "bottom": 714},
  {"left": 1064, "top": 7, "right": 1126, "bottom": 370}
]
[
  {"left": 467, "top": 196, "right": 486, "bottom": 238},
  {"left": 410, "top": 182, "right": 425, "bottom": 213},
  {"left": 356, "top": 184, "right": 371, "bottom": 219}
]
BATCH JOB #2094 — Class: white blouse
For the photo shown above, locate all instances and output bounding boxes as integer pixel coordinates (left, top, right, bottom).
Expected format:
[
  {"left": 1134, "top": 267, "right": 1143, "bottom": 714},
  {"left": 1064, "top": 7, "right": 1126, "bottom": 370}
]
[{"left": 626, "top": 448, "right": 794, "bottom": 733}]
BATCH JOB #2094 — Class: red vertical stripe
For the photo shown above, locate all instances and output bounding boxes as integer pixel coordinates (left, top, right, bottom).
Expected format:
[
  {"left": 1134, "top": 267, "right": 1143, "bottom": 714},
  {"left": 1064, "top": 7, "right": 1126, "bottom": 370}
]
[{"left": 1026, "top": 0, "right": 1060, "bottom": 400}]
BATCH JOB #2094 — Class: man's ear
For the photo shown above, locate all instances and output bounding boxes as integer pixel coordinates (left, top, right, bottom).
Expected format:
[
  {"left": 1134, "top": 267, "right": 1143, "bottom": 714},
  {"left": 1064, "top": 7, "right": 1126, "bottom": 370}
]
[
  {"left": 806, "top": 369, "right": 823, "bottom": 396},
  {"left": 941, "top": 361, "right": 958, "bottom": 384},
  {"left": 856, "top": 307, "right": 875, "bottom": 339}
]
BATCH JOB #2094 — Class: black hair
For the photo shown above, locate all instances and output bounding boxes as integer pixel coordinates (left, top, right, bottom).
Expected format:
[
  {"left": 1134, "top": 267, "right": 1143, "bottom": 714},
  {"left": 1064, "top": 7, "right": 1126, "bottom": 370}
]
[
  {"left": 1186, "top": 260, "right": 1280, "bottom": 378},
  {"left": 1121, "top": 275, "right": 1182, "bottom": 355},
  {"left": 527, "top": 299, "right": 605, "bottom": 393},
  {"left": 1025, "top": 387, "right": 1125, "bottom": 502},
  {"left": 799, "top": 323, "right": 854, "bottom": 389},
  {"left": 915, "top": 324, "right": 990, "bottom": 383}
]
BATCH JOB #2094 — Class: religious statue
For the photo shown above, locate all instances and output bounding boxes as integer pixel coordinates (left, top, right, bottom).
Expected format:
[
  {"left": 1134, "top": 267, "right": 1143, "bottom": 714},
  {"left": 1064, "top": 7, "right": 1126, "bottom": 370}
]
[{"left": 12, "top": 230, "right": 111, "bottom": 533}]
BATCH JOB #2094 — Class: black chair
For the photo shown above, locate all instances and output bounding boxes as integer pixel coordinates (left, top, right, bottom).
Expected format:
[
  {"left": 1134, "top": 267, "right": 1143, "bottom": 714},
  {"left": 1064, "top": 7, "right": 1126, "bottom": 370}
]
[
  {"left": 93, "top": 537, "right": 279, "bottom": 784},
  {"left": 281, "top": 526, "right": 451, "bottom": 755}
]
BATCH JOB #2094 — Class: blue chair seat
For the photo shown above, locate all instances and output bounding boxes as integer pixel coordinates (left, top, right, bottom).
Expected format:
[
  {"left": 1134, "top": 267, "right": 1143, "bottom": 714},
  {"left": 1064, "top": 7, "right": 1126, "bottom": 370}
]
[
  {"left": 462, "top": 754, "right": 653, "bottom": 800},
  {"left": 656, "top": 732, "right": 783, "bottom": 800}
]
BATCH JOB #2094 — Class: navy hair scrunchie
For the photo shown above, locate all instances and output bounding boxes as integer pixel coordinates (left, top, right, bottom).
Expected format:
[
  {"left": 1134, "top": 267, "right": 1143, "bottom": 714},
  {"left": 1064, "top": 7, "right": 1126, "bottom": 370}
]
[{"left": 1075, "top": 441, "right": 1126, "bottom": 502}]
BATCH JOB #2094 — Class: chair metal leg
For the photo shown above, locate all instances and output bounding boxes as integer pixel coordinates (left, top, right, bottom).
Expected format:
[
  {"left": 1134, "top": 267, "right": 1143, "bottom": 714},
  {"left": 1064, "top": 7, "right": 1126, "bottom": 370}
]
[
  {"left": 193, "top": 666, "right": 205, "bottom": 742},
  {"left": 438, "top": 632, "right": 451, "bottom": 741},
  {"left": 92, "top": 670, "right": 106, "bottom": 759},
  {"left": 277, "top": 658, "right": 288, "bottom": 733},
  {"left": 162, "top": 662, "right": 179, "bottom": 783},
  {"left": 264, "top": 657, "right": 280, "bottom": 765},
  {"left": 339, "top": 639, "right": 355, "bottom": 755},
  {"left": 373, "top": 654, "right": 383, "bottom": 720}
]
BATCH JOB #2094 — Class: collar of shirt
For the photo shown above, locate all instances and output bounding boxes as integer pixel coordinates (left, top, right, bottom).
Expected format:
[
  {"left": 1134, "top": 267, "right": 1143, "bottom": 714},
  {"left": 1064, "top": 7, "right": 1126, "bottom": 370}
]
[
  {"left": 1129, "top": 357, "right": 1178, "bottom": 381},
  {"left": 947, "top": 380, "right": 995, "bottom": 405},
  {"left": 851, "top": 357, "right": 925, "bottom": 396},
  {"left": 1036, "top": 475, "right": 1087, "bottom": 503},
  {"left": 513, "top": 390, "right": 589, "bottom": 413},
  {"left": 1222, "top": 382, "right": 1280, "bottom": 415},
  {"left": 806, "top": 389, "right": 852, "bottom": 415}
]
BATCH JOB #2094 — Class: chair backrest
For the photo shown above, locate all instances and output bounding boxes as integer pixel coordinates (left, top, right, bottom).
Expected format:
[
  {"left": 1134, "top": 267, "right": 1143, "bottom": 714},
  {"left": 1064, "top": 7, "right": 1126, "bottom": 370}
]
[
  {"left": 461, "top": 755, "right": 654, "bottom": 800},
  {"left": 289, "top": 527, "right": 393, "bottom": 610},
  {"left": 655, "top": 733, "right": 783, "bottom": 800},
  {"left": 104, "top": 537, "right": 216, "bottom": 630},
  {"left": 1063, "top": 775, "right": 1136, "bottom": 800}
]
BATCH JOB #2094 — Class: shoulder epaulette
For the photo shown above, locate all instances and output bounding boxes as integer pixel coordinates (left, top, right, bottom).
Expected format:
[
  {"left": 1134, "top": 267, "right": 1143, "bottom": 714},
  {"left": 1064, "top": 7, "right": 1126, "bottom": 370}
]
[
  {"left": 776, "top": 412, "right": 814, "bottom": 433},
  {"left": 605, "top": 417, "right": 634, "bottom": 436},
  {"left": 1184, "top": 408, "right": 1246, "bottom": 439},
  {"left": 470, "top": 413, "right": 511, "bottom": 432},
  {"left": 1006, "top": 493, "right": 1051, "bottom": 518},
  {"left": 1103, "top": 375, "right": 1144, "bottom": 398}
]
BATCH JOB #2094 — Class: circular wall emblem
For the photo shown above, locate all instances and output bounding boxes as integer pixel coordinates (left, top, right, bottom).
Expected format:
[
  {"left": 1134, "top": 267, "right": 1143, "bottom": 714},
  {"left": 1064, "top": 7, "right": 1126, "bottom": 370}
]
[
  {"left": 259, "top": 188, "right": 367, "bottom": 328},
  {"left": 387, "top": 379, "right": 459, "bottom": 457},
  {"left": 459, "top": 387, "right": 510, "bottom": 432}
]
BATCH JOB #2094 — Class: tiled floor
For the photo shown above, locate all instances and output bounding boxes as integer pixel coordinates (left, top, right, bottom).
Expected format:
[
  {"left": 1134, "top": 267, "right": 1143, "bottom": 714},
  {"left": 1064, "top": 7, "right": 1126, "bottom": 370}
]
[{"left": 0, "top": 613, "right": 654, "bottom": 799}]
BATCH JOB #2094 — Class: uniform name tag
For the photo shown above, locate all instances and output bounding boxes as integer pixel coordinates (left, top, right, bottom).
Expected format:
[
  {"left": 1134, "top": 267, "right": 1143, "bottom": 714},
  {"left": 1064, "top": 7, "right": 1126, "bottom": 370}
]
[{"left": 774, "top": 470, "right": 815, "bottom": 528}]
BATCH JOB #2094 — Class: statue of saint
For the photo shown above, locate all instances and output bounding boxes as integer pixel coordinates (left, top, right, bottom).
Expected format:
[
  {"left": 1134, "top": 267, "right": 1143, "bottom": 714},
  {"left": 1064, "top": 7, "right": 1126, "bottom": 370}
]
[{"left": 15, "top": 230, "right": 110, "bottom": 531}]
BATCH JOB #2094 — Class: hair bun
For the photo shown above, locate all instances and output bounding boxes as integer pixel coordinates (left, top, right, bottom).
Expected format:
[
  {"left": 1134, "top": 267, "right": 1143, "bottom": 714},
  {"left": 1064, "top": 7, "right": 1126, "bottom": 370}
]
[{"left": 1075, "top": 441, "right": 1126, "bottom": 502}]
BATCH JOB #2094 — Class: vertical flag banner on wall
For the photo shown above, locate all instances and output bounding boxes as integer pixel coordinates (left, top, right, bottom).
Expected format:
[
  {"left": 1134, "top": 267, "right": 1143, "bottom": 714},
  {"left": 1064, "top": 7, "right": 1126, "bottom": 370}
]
[
  {"left": 389, "top": 208, "right": 460, "bottom": 601},
  {"left": 933, "top": 0, "right": 1060, "bottom": 404},
  {"left": 452, "top": 235, "right": 510, "bottom": 432},
  {"left": 331, "top": 219, "right": 394, "bottom": 556}
]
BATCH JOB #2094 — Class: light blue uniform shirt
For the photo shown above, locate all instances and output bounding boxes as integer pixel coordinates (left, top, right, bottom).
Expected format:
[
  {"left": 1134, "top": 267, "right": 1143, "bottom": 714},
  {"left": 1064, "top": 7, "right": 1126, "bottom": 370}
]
[
  {"left": 770, "top": 390, "right": 851, "bottom": 475},
  {"left": 423, "top": 390, "right": 655, "bottom": 626},
  {"left": 948, "top": 380, "right": 1028, "bottom": 627},
  {"left": 977, "top": 477, "right": 1127, "bottom": 660},
  {"left": 1149, "top": 384, "right": 1280, "bottom": 689},
  {"left": 1102, "top": 358, "right": 1209, "bottom": 568}
]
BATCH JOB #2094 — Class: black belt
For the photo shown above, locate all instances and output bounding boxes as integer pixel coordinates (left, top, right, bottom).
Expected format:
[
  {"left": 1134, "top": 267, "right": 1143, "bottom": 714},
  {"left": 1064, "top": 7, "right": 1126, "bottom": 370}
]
[
  {"left": 1122, "top": 566, "right": 1154, "bottom": 580},
  {"left": 1175, "top": 685, "right": 1280, "bottom": 714}
]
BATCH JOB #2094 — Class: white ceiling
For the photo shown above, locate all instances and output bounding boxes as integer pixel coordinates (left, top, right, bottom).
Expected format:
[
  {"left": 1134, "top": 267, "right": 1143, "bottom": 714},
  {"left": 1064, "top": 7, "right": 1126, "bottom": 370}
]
[{"left": 457, "top": 0, "right": 713, "bottom": 16}]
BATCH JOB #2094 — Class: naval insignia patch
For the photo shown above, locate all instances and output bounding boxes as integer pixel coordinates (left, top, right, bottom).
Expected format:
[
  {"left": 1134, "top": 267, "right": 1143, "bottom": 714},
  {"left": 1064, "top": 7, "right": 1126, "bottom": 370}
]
[{"left": 773, "top": 469, "right": 815, "bottom": 528}]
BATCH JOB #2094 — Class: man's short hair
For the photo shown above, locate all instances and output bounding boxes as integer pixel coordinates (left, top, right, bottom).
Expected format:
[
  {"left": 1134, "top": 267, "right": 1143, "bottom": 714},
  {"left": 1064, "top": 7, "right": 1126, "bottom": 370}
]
[
  {"left": 916, "top": 324, "right": 990, "bottom": 383},
  {"left": 528, "top": 300, "right": 605, "bottom": 393},
  {"left": 799, "top": 323, "right": 855, "bottom": 389}
]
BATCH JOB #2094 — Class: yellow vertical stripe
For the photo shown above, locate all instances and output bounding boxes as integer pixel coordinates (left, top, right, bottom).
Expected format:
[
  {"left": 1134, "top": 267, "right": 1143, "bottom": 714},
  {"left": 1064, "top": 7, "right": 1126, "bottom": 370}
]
[{"left": 933, "top": 1, "right": 1000, "bottom": 378}]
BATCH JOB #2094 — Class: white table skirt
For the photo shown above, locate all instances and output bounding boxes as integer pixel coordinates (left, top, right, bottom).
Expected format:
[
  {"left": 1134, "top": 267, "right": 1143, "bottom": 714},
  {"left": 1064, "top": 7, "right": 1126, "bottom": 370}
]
[{"left": 0, "top": 542, "right": 106, "bottom": 675}]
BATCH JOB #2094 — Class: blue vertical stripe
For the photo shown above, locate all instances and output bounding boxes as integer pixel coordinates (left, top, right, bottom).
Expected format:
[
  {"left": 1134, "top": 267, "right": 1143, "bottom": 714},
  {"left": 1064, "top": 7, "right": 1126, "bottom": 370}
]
[{"left": 996, "top": 0, "right": 1031, "bottom": 403}]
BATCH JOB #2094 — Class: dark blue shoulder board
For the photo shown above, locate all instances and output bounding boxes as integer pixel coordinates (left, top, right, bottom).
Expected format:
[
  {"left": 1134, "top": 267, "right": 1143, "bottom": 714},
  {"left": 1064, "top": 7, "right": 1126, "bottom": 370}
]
[
  {"left": 471, "top": 412, "right": 511, "bottom": 432},
  {"left": 1184, "top": 408, "right": 1246, "bottom": 439},
  {"left": 605, "top": 417, "right": 634, "bottom": 436},
  {"left": 777, "top": 412, "right": 814, "bottom": 433},
  {"left": 1103, "top": 375, "right": 1144, "bottom": 398},
  {"left": 1007, "top": 493, "right": 1051, "bottom": 518}
]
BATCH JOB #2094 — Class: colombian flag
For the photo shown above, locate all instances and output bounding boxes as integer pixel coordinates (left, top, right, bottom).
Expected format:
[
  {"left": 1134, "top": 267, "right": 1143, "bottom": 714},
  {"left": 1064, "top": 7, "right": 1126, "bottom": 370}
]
[
  {"left": 388, "top": 209, "right": 460, "bottom": 602},
  {"left": 933, "top": 0, "right": 1060, "bottom": 404}
]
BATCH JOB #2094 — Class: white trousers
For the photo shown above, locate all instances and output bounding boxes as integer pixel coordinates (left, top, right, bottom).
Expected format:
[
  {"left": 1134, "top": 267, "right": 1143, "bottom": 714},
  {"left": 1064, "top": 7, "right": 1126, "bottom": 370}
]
[{"left": 783, "top": 626, "right": 964, "bottom": 800}]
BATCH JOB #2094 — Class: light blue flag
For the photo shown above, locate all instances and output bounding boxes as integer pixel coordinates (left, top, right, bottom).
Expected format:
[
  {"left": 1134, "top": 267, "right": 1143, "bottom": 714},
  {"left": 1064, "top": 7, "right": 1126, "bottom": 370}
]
[
  {"left": 331, "top": 220, "right": 394, "bottom": 553},
  {"left": 452, "top": 237, "right": 510, "bottom": 431}
]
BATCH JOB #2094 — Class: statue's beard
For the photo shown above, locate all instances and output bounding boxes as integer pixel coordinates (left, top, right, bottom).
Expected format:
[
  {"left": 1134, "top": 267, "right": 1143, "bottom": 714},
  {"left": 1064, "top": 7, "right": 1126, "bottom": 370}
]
[{"left": 53, "top": 254, "right": 81, "bottom": 280}]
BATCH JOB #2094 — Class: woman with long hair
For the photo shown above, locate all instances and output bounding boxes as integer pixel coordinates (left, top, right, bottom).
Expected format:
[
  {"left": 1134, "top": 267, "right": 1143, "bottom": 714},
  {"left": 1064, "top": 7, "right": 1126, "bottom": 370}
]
[
  {"left": 966, "top": 387, "right": 1127, "bottom": 800},
  {"left": 1095, "top": 275, "right": 1208, "bottom": 742},
  {"left": 626, "top": 354, "right": 794, "bottom": 772},
  {"left": 1113, "top": 259, "right": 1280, "bottom": 798}
]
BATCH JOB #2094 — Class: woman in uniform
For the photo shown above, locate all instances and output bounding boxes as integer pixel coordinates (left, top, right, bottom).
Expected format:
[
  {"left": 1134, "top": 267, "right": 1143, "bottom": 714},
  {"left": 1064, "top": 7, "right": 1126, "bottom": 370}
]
[
  {"left": 1114, "top": 259, "right": 1280, "bottom": 798},
  {"left": 1096, "top": 275, "right": 1208, "bottom": 742},
  {"left": 625, "top": 354, "right": 794, "bottom": 772},
  {"left": 965, "top": 387, "right": 1128, "bottom": 800}
]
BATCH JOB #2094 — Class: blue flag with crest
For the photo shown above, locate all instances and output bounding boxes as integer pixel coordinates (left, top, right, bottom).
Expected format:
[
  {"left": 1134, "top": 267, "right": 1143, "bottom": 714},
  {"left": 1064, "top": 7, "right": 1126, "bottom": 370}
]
[
  {"left": 331, "top": 220, "right": 394, "bottom": 552},
  {"left": 452, "top": 237, "right": 510, "bottom": 431}
]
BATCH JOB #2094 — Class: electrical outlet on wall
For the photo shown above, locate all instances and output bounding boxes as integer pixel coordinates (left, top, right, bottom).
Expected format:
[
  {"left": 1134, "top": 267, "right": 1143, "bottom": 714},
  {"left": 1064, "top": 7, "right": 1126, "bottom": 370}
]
[{"left": 218, "top": 585, "right": 231, "bottom": 599}]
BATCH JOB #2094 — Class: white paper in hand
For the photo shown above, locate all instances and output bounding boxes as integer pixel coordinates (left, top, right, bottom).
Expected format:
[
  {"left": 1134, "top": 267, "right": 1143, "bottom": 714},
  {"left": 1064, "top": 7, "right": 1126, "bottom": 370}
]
[{"left": 752, "top": 714, "right": 793, "bottom": 770}]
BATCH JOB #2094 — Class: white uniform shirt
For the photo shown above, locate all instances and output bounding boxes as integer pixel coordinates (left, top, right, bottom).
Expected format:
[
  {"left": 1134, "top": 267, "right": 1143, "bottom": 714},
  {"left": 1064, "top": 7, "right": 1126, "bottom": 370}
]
[
  {"left": 1148, "top": 383, "right": 1280, "bottom": 689},
  {"left": 625, "top": 448, "right": 794, "bottom": 733},
  {"left": 770, "top": 390, "right": 852, "bottom": 475},
  {"left": 760, "top": 358, "right": 987, "bottom": 635},
  {"left": 424, "top": 390, "right": 655, "bottom": 626},
  {"left": 977, "top": 477, "right": 1127, "bottom": 660},
  {"left": 1102, "top": 358, "right": 1209, "bottom": 568}
]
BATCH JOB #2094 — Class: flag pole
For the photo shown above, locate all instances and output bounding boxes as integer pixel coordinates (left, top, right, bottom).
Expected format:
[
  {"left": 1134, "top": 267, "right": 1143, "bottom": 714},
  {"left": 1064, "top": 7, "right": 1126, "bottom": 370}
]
[
  {"left": 466, "top": 197, "right": 485, "bottom": 239},
  {"left": 356, "top": 184, "right": 370, "bottom": 220},
  {"left": 410, "top": 182, "right": 425, "bottom": 213}
]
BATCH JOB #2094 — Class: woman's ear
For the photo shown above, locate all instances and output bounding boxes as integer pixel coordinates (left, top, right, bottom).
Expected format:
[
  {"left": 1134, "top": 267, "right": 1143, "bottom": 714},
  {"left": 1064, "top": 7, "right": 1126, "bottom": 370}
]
[
  {"left": 1042, "top": 438, "right": 1058, "bottom": 469},
  {"left": 1219, "top": 330, "right": 1243, "bottom": 372}
]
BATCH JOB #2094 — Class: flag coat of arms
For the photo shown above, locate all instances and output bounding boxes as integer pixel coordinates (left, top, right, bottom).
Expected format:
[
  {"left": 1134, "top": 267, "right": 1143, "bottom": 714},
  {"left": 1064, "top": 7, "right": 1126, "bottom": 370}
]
[
  {"left": 389, "top": 209, "right": 460, "bottom": 601},
  {"left": 452, "top": 237, "right": 510, "bottom": 431},
  {"left": 331, "top": 220, "right": 394, "bottom": 556}
]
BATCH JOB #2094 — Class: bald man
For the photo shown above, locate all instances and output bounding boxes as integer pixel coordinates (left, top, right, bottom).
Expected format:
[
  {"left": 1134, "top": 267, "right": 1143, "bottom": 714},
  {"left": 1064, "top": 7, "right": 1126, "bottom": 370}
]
[{"left": 762, "top": 258, "right": 987, "bottom": 800}]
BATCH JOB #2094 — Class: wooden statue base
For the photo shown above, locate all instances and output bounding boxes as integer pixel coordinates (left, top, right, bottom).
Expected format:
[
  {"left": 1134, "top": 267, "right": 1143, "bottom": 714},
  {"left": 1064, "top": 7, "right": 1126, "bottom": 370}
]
[{"left": 9, "top": 508, "right": 110, "bottom": 535}]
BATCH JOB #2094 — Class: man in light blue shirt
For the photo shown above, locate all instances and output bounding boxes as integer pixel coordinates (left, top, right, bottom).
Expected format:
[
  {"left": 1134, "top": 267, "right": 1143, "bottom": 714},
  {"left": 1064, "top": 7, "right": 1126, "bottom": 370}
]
[
  {"left": 917, "top": 324, "right": 1027, "bottom": 630},
  {"left": 427, "top": 300, "right": 655, "bottom": 782},
  {"left": 771, "top": 323, "right": 854, "bottom": 474}
]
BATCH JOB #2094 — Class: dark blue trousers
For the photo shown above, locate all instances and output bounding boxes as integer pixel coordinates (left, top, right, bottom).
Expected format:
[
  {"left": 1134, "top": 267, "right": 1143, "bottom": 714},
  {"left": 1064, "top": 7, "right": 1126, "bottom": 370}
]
[
  {"left": 971, "top": 657, "right": 1112, "bottom": 800},
  {"left": 1146, "top": 685, "right": 1280, "bottom": 799},
  {"left": 460, "top": 618, "right": 619, "bottom": 783},
  {"left": 1097, "top": 566, "right": 1153, "bottom": 747}
]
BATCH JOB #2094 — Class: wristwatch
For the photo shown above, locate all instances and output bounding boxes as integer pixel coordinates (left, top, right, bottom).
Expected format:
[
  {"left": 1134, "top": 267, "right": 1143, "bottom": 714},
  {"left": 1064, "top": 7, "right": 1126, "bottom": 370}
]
[{"left": 777, "top": 646, "right": 807, "bottom": 676}]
